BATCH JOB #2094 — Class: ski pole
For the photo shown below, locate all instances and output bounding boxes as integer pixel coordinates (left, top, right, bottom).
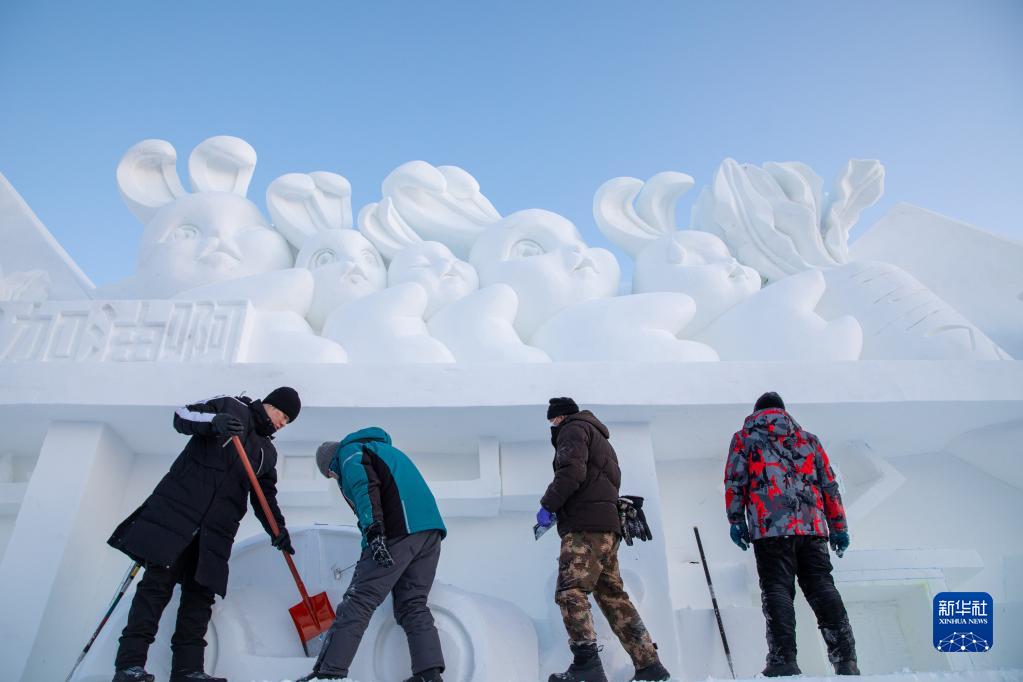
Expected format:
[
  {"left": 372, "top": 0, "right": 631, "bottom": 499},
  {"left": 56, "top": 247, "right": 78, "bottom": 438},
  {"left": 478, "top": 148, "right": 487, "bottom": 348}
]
[
  {"left": 694, "top": 526, "right": 736, "bottom": 679},
  {"left": 65, "top": 560, "right": 143, "bottom": 682}
]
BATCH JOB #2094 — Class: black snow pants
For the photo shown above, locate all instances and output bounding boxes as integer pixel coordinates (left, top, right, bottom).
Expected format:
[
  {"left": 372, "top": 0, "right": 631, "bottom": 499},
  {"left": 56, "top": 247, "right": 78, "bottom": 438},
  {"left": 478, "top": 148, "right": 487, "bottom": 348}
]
[
  {"left": 114, "top": 537, "right": 216, "bottom": 674},
  {"left": 753, "top": 536, "right": 856, "bottom": 667},
  {"left": 314, "top": 530, "right": 445, "bottom": 678}
]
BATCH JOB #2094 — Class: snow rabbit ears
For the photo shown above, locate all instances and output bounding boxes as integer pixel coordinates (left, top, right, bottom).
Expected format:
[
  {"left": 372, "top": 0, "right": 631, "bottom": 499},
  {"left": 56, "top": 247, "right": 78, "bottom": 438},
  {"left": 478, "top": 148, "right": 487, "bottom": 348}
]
[{"left": 116, "top": 135, "right": 260, "bottom": 223}]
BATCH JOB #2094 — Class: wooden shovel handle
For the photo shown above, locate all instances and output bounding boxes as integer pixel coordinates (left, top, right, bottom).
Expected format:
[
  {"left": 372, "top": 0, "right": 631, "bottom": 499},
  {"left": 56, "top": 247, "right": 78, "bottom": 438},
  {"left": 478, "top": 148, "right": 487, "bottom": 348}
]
[{"left": 230, "top": 436, "right": 321, "bottom": 627}]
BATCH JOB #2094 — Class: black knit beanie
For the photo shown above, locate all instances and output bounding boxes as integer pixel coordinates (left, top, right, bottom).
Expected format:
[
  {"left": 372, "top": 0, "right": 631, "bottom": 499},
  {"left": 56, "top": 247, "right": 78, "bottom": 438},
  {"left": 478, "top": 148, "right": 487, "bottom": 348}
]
[
  {"left": 754, "top": 391, "right": 785, "bottom": 412},
  {"left": 547, "top": 397, "right": 580, "bottom": 420},
  {"left": 264, "top": 386, "right": 301, "bottom": 422}
]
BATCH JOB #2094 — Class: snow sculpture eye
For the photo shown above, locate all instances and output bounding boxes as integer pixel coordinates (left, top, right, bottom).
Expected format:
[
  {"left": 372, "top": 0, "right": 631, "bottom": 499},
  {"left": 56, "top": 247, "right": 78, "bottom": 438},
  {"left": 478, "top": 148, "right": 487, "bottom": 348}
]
[
  {"left": 167, "top": 224, "right": 200, "bottom": 242},
  {"left": 361, "top": 249, "right": 379, "bottom": 266},
  {"left": 509, "top": 239, "right": 545, "bottom": 259},
  {"left": 311, "top": 248, "right": 338, "bottom": 268}
]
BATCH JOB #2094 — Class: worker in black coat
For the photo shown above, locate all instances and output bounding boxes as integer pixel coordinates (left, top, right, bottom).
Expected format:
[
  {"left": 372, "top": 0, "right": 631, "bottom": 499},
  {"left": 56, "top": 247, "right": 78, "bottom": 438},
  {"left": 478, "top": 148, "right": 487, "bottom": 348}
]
[{"left": 107, "top": 387, "right": 301, "bottom": 682}]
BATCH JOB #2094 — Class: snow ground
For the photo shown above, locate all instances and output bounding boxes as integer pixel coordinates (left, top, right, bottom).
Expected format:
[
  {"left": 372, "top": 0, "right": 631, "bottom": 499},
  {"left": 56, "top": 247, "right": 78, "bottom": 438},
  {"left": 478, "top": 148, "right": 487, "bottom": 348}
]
[{"left": 264, "top": 671, "right": 1023, "bottom": 682}]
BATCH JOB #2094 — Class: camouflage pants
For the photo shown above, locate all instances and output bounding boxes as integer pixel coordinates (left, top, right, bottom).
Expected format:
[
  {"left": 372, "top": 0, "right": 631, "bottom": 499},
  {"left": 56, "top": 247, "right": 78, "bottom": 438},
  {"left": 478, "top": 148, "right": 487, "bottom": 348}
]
[{"left": 555, "top": 531, "right": 659, "bottom": 668}]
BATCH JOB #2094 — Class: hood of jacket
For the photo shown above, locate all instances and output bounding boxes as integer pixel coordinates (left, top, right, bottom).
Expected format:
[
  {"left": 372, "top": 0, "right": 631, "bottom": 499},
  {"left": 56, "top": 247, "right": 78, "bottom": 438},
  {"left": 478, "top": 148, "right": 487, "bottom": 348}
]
[
  {"left": 328, "top": 427, "right": 392, "bottom": 479},
  {"left": 743, "top": 408, "right": 800, "bottom": 437},
  {"left": 340, "top": 426, "right": 392, "bottom": 448},
  {"left": 562, "top": 410, "right": 610, "bottom": 438}
]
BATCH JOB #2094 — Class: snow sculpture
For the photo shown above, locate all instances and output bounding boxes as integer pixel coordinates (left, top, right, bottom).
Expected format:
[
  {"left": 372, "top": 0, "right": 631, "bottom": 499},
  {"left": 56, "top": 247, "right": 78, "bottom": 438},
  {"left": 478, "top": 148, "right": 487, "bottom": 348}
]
[
  {"left": 388, "top": 241, "right": 480, "bottom": 319},
  {"left": 818, "top": 261, "right": 1008, "bottom": 360},
  {"left": 595, "top": 172, "right": 761, "bottom": 334},
  {"left": 173, "top": 269, "right": 315, "bottom": 316},
  {"left": 851, "top": 203, "right": 1023, "bottom": 359},
  {"left": 266, "top": 171, "right": 354, "bottom": 246},
  {"left": 469, "top": 209, "right": 620, "bottom": 340},
  {"left": 173, "top": 269, "right": 348, "bottom": 363},
  {"left": 427, "top": 284, "right": 552, "bottom": 363},
  {"left": 0, "top": 267, "right": 49, "bottom": 302},
  {"left": 691, "top": 158, "right": 884, "bottom": 281},
  {"left": 380, "top": 233, "right": 546, "bottom": 362},
  {"left": 696, "top": 270, "right": 863, "bottom": 361},
  {"left": 100, "top": 137, "right": 294, "bottom": 298},
  {"left": 532, "top": 292, "right": 718, "bottom": 362},
  {"left": 266, "top": 171, "right": 386, "bottom": 332},
  {"left": 359, "top": 161, "right": 501, "bottom": 260},
  {"left": 295, "top": 230, "right": 387, "bottom": 332},
  {"left": 322, "top": 283, "right": 454, "bottom": 363}
]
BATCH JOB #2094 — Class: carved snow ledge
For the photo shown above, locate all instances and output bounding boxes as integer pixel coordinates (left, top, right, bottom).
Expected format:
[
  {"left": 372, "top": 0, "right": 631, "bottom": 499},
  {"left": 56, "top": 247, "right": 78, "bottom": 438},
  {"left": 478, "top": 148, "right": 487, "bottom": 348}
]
[{"left": 0, "top": 300, "right": 252, "bottom": 363}]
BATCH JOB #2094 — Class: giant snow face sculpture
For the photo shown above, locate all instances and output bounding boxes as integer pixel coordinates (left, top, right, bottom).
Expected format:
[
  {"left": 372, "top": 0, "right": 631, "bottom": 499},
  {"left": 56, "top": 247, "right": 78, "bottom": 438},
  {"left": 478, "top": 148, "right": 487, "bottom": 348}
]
[
  {"left": 296, "top": 229, "right": 387, "bottom": 331},
  {"left": 388, "top": 242, "right": 479, "bottom": 319},
  {"left": 469, "top": 209, "right": 620, "bottom": 340},
  {"left": 109, "top": 136, "right": 294, "bottom": 298},
  {"left": 633, "top": 231, "right": 761, "bottom": 333},
  {"left": 137, "top": 193, "right": 292, "bottom": 297}
]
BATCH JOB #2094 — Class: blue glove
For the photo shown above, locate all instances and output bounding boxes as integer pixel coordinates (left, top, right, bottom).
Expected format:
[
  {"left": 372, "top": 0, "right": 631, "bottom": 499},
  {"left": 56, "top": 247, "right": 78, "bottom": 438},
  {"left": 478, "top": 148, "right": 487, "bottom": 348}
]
[
  {"left": 829, "top": 530, "right": 850, "bottom": 557},
  {"left": 730, "top": 521, "right": 751, "bottom": 551},
  {"left": 536, "top": 506, "right": 555, "bottom": 528}
]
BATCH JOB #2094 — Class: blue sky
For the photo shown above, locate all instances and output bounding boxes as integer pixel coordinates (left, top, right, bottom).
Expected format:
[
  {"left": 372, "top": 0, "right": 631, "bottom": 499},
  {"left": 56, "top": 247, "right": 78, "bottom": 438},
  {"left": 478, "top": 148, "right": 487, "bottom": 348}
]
[{"left": 1, "top": 1, "right": 1021, "bottom": 286}]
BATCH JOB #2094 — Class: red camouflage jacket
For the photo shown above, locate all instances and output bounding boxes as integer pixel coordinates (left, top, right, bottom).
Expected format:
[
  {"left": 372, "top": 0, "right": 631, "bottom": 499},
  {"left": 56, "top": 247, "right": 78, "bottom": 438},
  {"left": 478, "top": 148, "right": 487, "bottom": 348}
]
[{"left": 724, "top": 408, "right": 847, "bottom": 540}]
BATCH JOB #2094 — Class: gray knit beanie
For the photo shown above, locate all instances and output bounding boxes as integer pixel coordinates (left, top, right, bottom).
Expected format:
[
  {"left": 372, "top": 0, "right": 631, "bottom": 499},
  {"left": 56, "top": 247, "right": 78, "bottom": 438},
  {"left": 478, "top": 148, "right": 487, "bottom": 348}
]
[{"left": 316, "top": 441, "right": 341, "bottom": 478}]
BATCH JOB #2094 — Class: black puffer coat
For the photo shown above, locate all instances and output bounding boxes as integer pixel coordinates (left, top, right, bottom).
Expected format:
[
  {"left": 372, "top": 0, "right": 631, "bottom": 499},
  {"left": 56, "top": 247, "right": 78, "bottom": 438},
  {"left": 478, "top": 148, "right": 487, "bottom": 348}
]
[
  {"left": 540, "top": 411, "right": 622, "bottom": 537},
  {"left": 108, "top": 395, "right": 286, "bottom": 597}
]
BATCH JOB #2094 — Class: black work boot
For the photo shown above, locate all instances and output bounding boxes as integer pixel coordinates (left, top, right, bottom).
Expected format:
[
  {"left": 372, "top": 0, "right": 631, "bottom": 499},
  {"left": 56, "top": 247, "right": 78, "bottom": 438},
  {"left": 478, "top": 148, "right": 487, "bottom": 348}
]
[
  {"left": 404, "top": 667, "right": 444, "bottom": 682},
  {"left": 548, "top": 642, "right": 608, "bottom": 682},
  {"left": 835, "top": 660, "right": 860, "bottom": 675},
  {"left": 112, "top": 667, "right": 155, "bottom": 682},
  {"left": 295, "top": 673, "right": 346, "bottom": 681},
  {"left": 762, "top": 659, "right": 801, "bottom": 677},
  {"left": 169, "top": 672, "right": 227, "bottom": 682},
  {"left": 632, "top": 659, "right": 671, "bottom": 680}
]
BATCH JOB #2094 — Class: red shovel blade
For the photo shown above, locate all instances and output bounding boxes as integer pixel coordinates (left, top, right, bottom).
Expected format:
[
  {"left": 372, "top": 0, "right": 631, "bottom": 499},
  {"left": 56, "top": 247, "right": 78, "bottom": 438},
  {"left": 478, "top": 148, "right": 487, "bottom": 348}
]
[{"left": 289, "top": 591, "right": 335, "bottom": 646}]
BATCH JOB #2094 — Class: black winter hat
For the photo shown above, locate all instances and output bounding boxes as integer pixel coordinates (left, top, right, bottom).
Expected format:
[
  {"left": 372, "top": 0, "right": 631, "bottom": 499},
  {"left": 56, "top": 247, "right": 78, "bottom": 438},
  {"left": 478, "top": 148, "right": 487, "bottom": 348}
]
[
  {"left": 547, "top": 397, "right": 580, "bottom": 420},
  {"left": 264, "top": 386, "right": 301, "bottom": 422},
  {"left": 754, "top": 391, "right": 785, "bottom": 412}
]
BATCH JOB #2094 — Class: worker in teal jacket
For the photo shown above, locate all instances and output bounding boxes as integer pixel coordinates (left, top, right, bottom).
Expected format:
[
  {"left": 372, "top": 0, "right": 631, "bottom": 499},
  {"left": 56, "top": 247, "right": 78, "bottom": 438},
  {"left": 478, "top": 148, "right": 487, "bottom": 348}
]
[{"left": 297, "top": 427, "right": 446, "bottom": 682}]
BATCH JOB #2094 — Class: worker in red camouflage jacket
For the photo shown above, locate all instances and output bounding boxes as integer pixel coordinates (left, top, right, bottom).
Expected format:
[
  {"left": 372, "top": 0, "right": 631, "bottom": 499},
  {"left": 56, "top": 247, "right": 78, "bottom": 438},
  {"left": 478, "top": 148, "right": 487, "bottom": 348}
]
[{"left": 724, "top": 392, "right": 859, "bottom": 677}]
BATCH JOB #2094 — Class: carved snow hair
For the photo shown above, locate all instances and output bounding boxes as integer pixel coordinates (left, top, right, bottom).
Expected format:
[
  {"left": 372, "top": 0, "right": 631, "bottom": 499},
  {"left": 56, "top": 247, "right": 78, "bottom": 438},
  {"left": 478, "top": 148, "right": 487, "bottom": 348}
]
[
  {"left": 116, "top": 136, "right": 257, "bottom": 223},
  {"left": 266, "top": 171, "right": 354, "bottom": 249},
  {"left": 358, "top": 160, "right": 501, "bottom": 262},
  {"left": 690, "top": 158, "right": 885, "bottom": 281},
  {"left": 593, "top": 171, "right": 695, "bottom": 258}
]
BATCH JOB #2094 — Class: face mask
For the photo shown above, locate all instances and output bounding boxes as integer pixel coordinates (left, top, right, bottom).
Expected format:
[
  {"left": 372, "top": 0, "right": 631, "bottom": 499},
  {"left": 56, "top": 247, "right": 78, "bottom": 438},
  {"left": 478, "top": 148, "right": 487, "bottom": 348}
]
[{"left": 250, "top": 400, "right": 277, "bottom": 437}]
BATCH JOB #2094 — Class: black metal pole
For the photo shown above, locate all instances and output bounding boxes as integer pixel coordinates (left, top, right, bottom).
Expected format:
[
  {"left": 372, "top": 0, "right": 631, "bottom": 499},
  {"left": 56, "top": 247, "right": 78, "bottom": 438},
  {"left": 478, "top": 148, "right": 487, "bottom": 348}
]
[
  {"left": 694, "top": 526, "right": 736, "bottom": 679},
  {"left": 66, "top": 561, "right": 142, "bottom": 682}
]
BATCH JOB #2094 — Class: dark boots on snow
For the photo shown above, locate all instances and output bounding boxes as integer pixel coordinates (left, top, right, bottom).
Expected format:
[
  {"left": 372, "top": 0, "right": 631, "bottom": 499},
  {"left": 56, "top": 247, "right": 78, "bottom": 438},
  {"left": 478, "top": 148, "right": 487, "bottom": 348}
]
[
  {"left": 549, "top": 642, "right": 608, "bottom": 682},
  {"left": 762, "top": 659, "right": 801, "bottom": 677},
  {"left": 404, "top": 667, "right": 445, "bottom": 682},
  {"left": 295, "top": 673, "right": 345, "bottom": 681},
  {"left": 632, "top": 660, "right": 671, "bottom": 681},
  {"left": 835, "top": 660, "right": 861, "bottom": 675},
  {"left": 112, "top": 667, "right": 155, "bottom": 682},
  {"left": 169, "top": 672, "right": 226, "bottom": 682}
]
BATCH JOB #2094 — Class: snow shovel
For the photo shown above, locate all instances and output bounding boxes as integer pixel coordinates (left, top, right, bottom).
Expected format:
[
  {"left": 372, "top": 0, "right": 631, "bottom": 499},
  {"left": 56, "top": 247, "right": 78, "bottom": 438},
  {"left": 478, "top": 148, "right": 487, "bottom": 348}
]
[{"left": 231, "top": 436, "right": 335, "bottom": 656}]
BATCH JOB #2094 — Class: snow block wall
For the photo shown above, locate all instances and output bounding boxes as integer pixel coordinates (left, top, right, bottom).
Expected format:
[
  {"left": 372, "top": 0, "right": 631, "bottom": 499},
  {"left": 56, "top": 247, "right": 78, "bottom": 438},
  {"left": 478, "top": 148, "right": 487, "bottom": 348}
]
[{"left": 0, "top": 143, "right": 1021, "bottom": 681}]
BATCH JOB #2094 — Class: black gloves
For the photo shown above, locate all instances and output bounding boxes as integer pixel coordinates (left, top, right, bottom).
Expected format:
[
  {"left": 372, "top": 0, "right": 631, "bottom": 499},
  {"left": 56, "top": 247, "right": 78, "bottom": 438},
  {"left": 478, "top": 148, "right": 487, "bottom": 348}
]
[
  {"left": 618, "top": 495, "right": 653, "bottom": 546},
  {"left": 211, "top": 413, "right": 245, "bottom": 438},
  {"left": 272, "top": 528, "right": 295, "bottom": 555},
  {"left": 365, "top": 523, "right": 394, "bottom": 568}
]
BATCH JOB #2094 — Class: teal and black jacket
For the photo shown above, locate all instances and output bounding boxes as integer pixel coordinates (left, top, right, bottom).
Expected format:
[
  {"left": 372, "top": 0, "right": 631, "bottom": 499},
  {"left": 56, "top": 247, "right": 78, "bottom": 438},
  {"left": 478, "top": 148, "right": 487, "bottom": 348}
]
[{"left": 328, "top": 427, "right": 446, "bottom": 545}]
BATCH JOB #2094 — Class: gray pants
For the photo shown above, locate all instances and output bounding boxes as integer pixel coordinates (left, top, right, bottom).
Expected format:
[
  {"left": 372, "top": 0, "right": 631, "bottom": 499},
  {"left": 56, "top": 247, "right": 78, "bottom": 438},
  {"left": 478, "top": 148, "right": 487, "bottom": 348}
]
[{"left": 314, "top": 530, "right": 444, "bottom": 677}]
